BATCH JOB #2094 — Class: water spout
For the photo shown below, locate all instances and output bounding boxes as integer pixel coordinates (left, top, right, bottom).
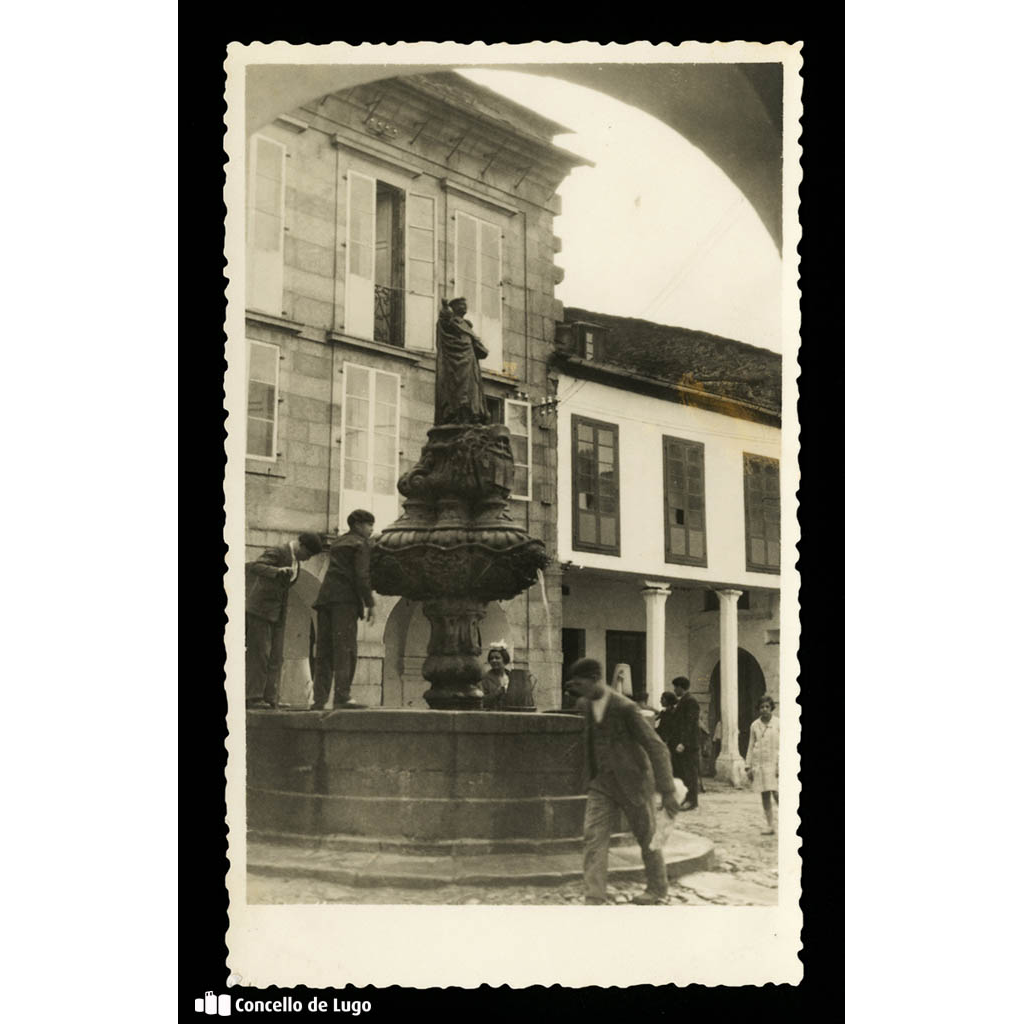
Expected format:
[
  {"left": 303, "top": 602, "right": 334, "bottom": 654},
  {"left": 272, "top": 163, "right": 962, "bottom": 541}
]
[{"left": 536, "top": 567, "right": 553, "bottom": 655}]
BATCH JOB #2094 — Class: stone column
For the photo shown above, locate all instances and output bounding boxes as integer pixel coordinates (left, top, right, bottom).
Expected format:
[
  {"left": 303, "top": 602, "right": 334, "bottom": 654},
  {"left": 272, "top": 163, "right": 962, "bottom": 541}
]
[
  {"left": 716, "top": 588, "right": 747, "bottom": 786},
  {"left": 641, "top": 581, "right": 672, "bottom": 708}
]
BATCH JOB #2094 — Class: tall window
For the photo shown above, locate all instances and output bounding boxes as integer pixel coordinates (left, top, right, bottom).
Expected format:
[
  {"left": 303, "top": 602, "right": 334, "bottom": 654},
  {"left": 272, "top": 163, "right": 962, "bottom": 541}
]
[
  {"left": 454, "top": 211, "right": 502, "bottom": 373},
  {"left": 247, "top": 136, "right": 286, "bottom": 314},
  {"left": 663, "top": 437, "right": 707, "bottom": 566},
  {"left": 246, "top": 340, "right": 279, "bottom": 460},
  {"left": 341, "top": 363, "right": 401, "bottom": 527},
  {"left": 743, "top": 454, "right": 781, "bottom": 573},
  {"left": 485, "top": 396, "right": 531, "bottom": 500},
  {"left": 345, "top": 174, "right": 436, "bottom": 350},
  {"left": 572, "top": 416, "right": 620, "bottom": 555}
]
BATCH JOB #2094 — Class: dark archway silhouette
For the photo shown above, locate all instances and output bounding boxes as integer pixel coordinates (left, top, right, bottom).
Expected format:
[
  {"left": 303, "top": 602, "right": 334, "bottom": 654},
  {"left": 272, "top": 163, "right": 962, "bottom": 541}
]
[
  {"left": 245, "top": 63, "right": 784, "bottom": 249},
  {"left": 709, "top": 648, "right": 767, "bottom": 759}
]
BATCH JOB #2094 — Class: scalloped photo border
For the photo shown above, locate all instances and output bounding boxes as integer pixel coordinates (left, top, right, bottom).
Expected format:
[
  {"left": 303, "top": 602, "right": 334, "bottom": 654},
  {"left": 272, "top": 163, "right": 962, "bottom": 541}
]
[{"left": 222, "top": 39, "right": 802, "bottom": 989}]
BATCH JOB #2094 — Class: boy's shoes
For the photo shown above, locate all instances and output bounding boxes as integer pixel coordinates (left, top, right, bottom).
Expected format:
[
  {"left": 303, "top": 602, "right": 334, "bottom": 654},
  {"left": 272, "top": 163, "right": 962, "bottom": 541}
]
[
  {"left": 246, "top": 699, "right": 273, "bottom": 710},
  {"left": 631, "top": 891, "right": 669, "bottom": 905},
  {"left": 334, "top": 699, "right": 367, "bottom": 709}
]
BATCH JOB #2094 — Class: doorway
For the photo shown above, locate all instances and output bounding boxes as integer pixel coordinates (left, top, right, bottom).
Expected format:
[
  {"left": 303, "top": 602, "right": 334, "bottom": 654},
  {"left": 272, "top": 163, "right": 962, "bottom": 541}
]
[
  {"left": 709, "top": 649, "right": 767, "bottom": 758},
  {"left": 605, "top": 630, "right": 646, "bottom": 697}
]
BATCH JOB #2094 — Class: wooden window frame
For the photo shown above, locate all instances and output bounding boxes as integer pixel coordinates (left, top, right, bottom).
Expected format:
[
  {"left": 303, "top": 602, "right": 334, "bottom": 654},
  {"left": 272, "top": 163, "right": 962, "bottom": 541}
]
[
  {"left": 743, "top": 453, "right": 781, "bottom": 575},
  {"left": 571, "top": 414, "right": 621, "bottom": 557},
  {"left": 662, "top": 435, "right": 708, "bottom": 567},
  {"left": 246, "top": 339, "right": 280, "bottom": 462}
]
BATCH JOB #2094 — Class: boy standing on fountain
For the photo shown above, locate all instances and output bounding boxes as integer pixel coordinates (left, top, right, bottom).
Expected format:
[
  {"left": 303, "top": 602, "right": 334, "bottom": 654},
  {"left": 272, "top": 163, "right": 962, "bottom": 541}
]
[
  {"left": 311, "top": 510, "right": 376, "bottom": 710},
  {"left": 566, "top": 658, "right": 682, "bottom": 905}
]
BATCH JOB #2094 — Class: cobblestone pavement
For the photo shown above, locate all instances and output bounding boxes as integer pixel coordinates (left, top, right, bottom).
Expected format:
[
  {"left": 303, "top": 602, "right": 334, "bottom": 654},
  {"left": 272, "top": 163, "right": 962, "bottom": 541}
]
[{"left": 247, "top": 780, "right": 778, "bottom": 906}]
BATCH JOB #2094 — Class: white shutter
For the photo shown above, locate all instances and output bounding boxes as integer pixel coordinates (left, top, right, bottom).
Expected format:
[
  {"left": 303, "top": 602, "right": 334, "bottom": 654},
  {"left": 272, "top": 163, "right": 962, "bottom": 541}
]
[
  {"left": 247, "top": 135, "right": 285, "bottom": 314},
  {"left": 478, "top": 220, "right": 503, "bottom": 373},
  {"left": 454, "top": 212, "right": 503, "bottom": 373},
  {"left": 345, "top": 171, "right": 375, "bottom": 340},
  {"left": 340, "top": 364, "right": 401, "bottom": 530},
  {"left": 405, "top": 193, "right": 436, "bottom": 349}
]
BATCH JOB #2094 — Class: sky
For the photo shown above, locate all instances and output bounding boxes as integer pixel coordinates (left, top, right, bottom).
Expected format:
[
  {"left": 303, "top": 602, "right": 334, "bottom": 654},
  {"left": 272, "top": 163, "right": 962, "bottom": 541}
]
[{"left": 459, "top": 70, "right": 783, "bottom": 353}]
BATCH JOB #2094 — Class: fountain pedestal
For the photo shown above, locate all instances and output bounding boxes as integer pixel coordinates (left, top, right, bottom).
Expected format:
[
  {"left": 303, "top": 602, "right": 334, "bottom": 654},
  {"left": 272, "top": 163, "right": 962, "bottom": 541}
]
[{"left": 371, "top": 422, "right": 547, "bottom": 709}]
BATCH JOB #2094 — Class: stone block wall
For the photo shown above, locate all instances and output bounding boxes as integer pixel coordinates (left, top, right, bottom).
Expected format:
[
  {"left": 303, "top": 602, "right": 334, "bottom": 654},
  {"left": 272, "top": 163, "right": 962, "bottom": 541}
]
[{"left": 242, "top": 74, "right": 583, "bottom": 705}]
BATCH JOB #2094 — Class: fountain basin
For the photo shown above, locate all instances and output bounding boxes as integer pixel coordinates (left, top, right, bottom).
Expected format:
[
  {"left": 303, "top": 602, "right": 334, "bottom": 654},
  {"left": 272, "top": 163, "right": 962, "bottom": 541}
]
[{"left": 247, "top": 709, "right": 588, "bottom": 841}]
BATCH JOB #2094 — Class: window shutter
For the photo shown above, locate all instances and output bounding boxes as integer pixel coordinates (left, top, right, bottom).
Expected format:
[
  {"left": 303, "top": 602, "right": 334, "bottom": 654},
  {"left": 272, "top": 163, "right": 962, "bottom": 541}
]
[
  {"left": 247, "top": 136, "right": 285, "bottom": 314},
  {"left": 454, "top": 211, "right": 503, "bottom": 373},
  {"left": 505, "top": 398, "right": 531, "bottom": 500},
  {"left": 405, "top": 193, "right": 436, "bottom": 349},
  {"left": 345, "top": 171, "right": 376, "bottom": 340},
  {"left": 340, "top": 363, "right": 401, "bottom": 530}
]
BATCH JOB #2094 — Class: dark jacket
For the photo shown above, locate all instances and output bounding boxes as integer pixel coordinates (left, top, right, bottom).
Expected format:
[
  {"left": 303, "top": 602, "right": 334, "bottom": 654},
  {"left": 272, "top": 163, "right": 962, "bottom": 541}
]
[
  {"left": 676, "top": 692, "right": 701, "bottom": 748},
  {"left": 314, "top": 532, "right": 374, "bottom": 615},
  {"left": 245, "top": 545, "right": 299, "bottom": 624},
  {"left": 579, "top": 690, "right": 675, "bottom": 804}
]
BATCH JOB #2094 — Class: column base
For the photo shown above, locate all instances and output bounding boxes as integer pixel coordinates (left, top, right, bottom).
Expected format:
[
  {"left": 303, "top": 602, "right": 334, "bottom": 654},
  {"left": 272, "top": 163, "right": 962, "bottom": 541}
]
[{"left": 715, "top": 752, "right": 748, "bottom": 788}]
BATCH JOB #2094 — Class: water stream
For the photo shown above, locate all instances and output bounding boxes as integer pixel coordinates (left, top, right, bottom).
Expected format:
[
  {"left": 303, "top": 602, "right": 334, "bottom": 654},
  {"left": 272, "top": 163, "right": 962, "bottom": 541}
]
[{"left": 536, "top": 567, "right": 553, "bottom": 656}]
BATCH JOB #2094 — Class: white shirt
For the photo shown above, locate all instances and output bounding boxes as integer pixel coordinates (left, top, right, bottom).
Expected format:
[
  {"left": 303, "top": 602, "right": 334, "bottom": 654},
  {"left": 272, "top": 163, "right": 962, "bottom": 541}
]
[
  {"left": 286, "top": 541, "right": 299, "bottom": 582},
  {"left": 591, "top": 688, "right": 612, "bottom": 724}
]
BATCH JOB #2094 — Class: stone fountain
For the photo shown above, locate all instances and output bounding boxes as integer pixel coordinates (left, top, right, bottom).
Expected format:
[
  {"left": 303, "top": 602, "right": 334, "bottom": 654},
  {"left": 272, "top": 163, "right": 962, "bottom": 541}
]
[
  {"left": 370, "top": 298, "right": 547, "bottom": 710},
  {"left": 245, "top": 300, "right": 715, "bottom": 889}
]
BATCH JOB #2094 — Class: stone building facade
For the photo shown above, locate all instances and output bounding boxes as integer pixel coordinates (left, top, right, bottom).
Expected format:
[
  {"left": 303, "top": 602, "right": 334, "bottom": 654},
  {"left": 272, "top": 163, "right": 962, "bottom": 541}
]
[{"left": 242, "top": 73, "right": 588, "bottom": 709}]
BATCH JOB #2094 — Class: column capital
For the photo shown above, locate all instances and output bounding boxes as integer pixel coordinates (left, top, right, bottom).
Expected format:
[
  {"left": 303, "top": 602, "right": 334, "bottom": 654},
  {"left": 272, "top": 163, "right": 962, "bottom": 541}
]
[
  {"left": 716, "top": 588, "right": 745, "bottom": 603},
  {"left": 641, "top": 580, "right": 673, "bottom": 596}
]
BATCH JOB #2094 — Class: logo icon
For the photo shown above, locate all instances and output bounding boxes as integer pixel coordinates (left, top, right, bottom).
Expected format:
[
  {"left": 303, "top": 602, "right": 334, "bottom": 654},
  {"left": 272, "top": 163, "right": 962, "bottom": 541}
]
[{"left": 194, "top": 992, "right": 231, "bottom": 1016}]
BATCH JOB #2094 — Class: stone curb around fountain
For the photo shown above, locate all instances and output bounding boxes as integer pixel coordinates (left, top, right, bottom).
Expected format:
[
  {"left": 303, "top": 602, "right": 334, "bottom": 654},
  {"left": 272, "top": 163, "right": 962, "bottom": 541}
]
[{"left": 246, "top": 830, "right": 715, "bottom": 890}]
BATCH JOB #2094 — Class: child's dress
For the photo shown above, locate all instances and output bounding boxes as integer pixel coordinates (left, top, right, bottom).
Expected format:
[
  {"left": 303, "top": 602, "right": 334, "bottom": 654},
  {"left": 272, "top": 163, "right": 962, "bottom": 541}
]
[{"left": 745, "top": 715, "right": 780, "bottom": 792}]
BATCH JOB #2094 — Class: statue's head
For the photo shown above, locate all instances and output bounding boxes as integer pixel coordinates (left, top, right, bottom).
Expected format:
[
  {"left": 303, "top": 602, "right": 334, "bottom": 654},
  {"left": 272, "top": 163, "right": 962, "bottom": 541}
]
[{"left": 449, "top": 296, "right": 468, "bottom": 316}]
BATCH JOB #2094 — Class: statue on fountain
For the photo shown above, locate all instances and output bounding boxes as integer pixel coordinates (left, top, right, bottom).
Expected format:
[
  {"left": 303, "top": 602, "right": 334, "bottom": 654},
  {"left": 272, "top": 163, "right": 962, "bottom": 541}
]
[
  {"left": 370, "top": 300, "right": 548, "bottom": 710},
  {"left": 436, "top": 297, "right": 488, "bottom": 426}
]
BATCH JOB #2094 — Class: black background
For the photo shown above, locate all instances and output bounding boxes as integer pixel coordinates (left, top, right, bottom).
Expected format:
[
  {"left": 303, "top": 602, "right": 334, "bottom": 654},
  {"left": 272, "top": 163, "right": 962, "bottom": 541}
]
[{"left": 181, "top": 14, "right": 841, "bottom": 1016}]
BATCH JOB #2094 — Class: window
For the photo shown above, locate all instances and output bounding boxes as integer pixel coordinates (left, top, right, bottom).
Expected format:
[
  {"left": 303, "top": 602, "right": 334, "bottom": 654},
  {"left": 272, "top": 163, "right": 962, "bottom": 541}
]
[
  {"left": 246, "top": 340, "right": 279, "bottom": 460},
  {"left": 575, "top": 323, "right": 608, "bottom": 361},
  {"left": 341, "top": 363, "right": 401, "bottom": 527},
  {"left": 454, "top": 211, "right": 502, "bottom": 373},
  {"left": 743, "top": 454, "right": 781, "bottom": 573},
  {"left": 663, "top": 437, "right": 707, "bottom": 566},
  {"left": 572, "top": 415, "right": 620, "bottom": 555},
  {"left": 373, "top": 182, "right": 405, "bottom": 346},
  {"left": 483, "top": 396, "right": 532, "bottom": 500},
  {"left": 345, "top": 174, "right": 436, "bottom": 350},
  {"left": 247, "top": 135, "right": 286, "bottom": 314}
]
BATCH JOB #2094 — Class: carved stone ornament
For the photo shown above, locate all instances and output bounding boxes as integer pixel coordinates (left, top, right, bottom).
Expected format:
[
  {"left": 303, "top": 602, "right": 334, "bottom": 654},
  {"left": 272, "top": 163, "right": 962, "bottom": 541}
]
[{"left": 370, "top": 310, "right": 548, "bottom": 710}]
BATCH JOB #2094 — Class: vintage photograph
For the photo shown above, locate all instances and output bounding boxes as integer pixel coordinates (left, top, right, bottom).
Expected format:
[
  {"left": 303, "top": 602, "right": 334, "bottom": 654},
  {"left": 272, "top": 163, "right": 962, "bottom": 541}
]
[{"left": 224, "top": 41, "right": 802, "bottom": 987}]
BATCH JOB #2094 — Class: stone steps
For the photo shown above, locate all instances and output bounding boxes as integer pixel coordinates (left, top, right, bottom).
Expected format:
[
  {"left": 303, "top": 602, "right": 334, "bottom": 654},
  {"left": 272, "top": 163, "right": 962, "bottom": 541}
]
[{"left": 247, "top": 830, "right": 714, "bottom": 889}]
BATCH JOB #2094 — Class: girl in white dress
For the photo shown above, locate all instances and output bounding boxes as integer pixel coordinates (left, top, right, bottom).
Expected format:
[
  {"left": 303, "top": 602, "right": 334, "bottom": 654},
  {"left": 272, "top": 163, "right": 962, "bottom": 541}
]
[{"left": 745, "top": 694, "right": 780, "bottom": 834}]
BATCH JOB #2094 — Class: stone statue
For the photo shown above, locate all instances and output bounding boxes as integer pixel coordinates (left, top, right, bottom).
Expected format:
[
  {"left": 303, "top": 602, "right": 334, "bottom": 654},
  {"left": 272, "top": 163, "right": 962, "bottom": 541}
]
[{"left": 435, "top": 297, "right": 488, "bottom": 425}]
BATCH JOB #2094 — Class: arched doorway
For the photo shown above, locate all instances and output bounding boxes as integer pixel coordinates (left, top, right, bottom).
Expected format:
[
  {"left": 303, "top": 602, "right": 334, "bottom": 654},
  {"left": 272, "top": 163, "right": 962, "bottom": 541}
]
[
  {"left": 381, "top": 598, "right": 514, "bottom": 708},
  {"left": 709, "top": 649, "right": 767, "bottom": 759}
]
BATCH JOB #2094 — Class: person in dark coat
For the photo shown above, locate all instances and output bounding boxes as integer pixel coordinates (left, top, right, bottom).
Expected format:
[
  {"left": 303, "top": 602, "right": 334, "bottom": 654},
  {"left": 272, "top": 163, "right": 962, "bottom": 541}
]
[
  {"left": 566, "top": 658, "right": 681, "bottom": 905},
  {"left": 311, "top": 510, "right": 376, "bottom": 709},
  {"left": 671, "top": 676, "right": 702, "bottom": 810},
  {"left": 654, "top": 691, "right": 678, "bottom": 746},
  {"left": 245, "top": 532, "right": 324, "bottom": 709}
]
